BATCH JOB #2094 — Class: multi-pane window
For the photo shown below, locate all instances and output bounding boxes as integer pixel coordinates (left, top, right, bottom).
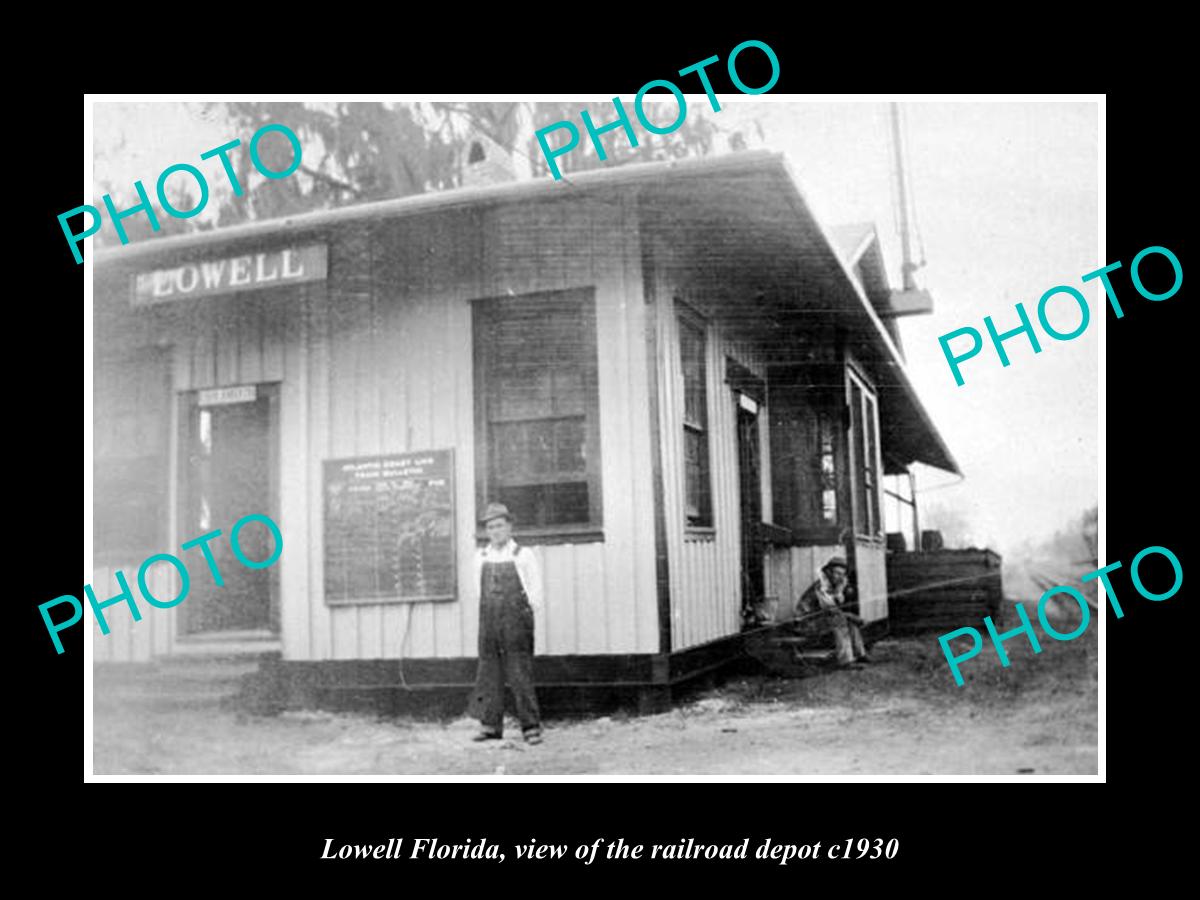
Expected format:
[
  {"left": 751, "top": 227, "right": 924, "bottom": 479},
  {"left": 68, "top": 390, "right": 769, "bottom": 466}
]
[
  {"left": 817, "top": 412, "right": 838, "bottom": 524},
  {"left": 865, "top": 393, "right": 879, "bottom": 532},
  {"left": 679, "top": 311, "right": 712, "bottom": 528},
  {"left": 786, "top": 401, "right": 839, "bottom": 531},
  {"left": 849, "top": 370, "right": 882, "bottom": 537},
  {"left": 474, "top": 289, "right": 602, "bottom": 532}
]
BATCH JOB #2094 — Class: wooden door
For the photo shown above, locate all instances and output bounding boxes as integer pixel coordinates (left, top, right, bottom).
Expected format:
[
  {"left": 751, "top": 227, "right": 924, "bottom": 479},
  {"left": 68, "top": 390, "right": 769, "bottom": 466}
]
[
  {"left": 179, "top": 388, "right": 277, "bottom": 635},
  {"left": 736, "top": 395, "right": 764, "bottom": 620},
  {"left": 846, "top": 367, "right": 888, "bottom": 622}
]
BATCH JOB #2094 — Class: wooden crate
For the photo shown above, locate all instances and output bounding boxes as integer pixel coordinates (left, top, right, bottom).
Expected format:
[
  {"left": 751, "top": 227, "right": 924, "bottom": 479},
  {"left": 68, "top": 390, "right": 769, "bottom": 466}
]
[{"left": 885, "top": 549, "right": 1004, "bottom": 634}]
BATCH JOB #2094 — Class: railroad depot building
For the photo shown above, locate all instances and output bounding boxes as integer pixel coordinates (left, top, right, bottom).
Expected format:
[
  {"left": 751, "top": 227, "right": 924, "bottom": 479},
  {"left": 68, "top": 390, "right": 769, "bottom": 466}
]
[{"left": 92, "top": 150, "right": 959, "bottom": 712}]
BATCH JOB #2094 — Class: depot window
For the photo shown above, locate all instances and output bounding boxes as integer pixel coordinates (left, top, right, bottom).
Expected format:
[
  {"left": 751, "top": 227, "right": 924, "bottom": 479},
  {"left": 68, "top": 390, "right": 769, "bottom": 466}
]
[
  {"left": 799, "top": 406, "right": 840, "bottom": 527},
  {"left": 679, "top": 307, "right": 713, "bottom": 529},
  {"left": 473, "top": 287, "right": 603, "bottom": 539},
  {"left": 848, "top": 368, "right": 882, "bottom": 538}
]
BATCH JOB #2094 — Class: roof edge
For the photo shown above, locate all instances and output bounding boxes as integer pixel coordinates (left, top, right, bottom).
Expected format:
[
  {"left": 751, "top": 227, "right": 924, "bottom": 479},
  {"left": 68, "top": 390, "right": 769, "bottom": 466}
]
[
  {"left": 773, "top": 157, "right": 960, "bottom": 476},
  {"left": 93, "top": 150, "right": 785, "bottom": 269}
]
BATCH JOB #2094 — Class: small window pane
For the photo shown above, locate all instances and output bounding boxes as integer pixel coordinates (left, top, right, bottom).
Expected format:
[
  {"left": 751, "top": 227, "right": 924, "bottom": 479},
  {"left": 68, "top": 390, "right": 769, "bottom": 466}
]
[
  {"left": 850, "top": 382, "right": 867, "bottom": 530},
  {"left": 865, "top": 394, "right": 881, "bottom": 534},
  {"left": 199, "top": 409, "right": 212, "bottom": 454},
  {"left": 476, "top": 292, "right": 600, "bottom": 530},
  {"left": 499, "top": 482, "right": 589, "bottom": 528},
  {"left": 494, "top": 367, "right": 553, "bottom": 420},
  {"left": 680, "top": 318, "right": 707, "bottom": 430},
  {"left": 822, "top": 488, "right": 837, "bottom": 523},
  {"left": 552, "top": 368, "right": 585, "bottom": 416},
  {"left": 556, "top": 418, "right": 585, "bottom": 473},
  {"left": 680, "top": 311, "right": 712, "bottom": 528},
  {"left": 865, "top": 394, "right": 878, "bottom": 469},
  {"left": 528, "top": 421, "right": 555, "bottom": 477}
]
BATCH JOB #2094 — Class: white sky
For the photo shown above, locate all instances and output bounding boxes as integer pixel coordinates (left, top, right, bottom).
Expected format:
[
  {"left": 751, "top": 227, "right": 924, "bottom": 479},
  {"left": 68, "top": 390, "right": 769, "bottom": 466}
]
[
  {"left": 718, "top": 100, "right": 1098, "bottom": 554},
  {"left": 92, "top": 98, "right": 1099, "bottom": 557}
]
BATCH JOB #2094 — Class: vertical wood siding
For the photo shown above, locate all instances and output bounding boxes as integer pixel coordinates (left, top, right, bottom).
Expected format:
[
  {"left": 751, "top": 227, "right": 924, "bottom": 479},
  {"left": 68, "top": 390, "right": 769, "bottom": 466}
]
[
  {"left": 763, "top": 545, "right": 844, "bottom": 622},
  {"left": 855, "top": 544, "right": 889, "bottom": 623},
  {"left": 89, "top": 564, "right": 176, "bottom": 662},
  {"left": 645, "top": 220, "right": 859, "bottom": 651},
  {"left": 97, "top": 194, "right": 660, "bottom": 661},
  {"left": 93, "top": 287, "right": 294, "bottom": 662},
  {"left": 654, "top": 285, "right": 773, "bottom": 652}
]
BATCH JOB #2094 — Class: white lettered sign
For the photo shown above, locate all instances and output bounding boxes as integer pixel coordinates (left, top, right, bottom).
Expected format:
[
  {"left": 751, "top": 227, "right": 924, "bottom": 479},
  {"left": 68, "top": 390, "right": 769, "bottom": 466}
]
[
  {"left": 198, "top": 385, "right": 258, "bottom": 406},
  {"left": 132, "top": 244, "right": 326, "bottom": 306}
]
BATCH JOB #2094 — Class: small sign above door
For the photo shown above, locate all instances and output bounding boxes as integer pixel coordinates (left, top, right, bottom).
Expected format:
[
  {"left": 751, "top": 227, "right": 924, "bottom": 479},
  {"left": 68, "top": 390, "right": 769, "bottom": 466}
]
[
  {"left": 198, "top": 385, "right": 257, "bottom": 407},
  {"left": 132, "top": 244, "right": 327, "bottom": 306}
]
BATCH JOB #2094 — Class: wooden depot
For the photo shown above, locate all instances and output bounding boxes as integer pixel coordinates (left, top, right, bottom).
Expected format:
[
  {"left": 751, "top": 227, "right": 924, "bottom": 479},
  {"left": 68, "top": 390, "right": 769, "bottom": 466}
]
[{"left": 92, "top": 151, "right": 962, "bottom": 715}]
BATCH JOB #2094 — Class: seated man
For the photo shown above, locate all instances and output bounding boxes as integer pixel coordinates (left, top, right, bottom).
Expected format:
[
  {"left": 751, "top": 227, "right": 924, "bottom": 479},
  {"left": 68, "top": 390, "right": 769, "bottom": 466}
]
[{"left": 793, "top": 556, "right": 871, "bottom": 668}]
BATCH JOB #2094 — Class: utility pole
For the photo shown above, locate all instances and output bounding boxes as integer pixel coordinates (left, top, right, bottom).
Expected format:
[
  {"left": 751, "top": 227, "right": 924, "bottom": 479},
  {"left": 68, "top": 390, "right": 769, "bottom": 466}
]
[
  {"left": 909, "top": 468, "right": 921, "bottom": 551},
  {"left": 890, "top": 102, "right": 919, "bottom": 292}
]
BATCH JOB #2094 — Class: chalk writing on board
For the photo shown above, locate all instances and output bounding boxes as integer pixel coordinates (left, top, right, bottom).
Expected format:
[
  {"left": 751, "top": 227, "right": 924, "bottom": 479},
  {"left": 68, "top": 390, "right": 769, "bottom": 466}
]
[{"left": 323, "top": 450, "right": 456, "bottom": 604}]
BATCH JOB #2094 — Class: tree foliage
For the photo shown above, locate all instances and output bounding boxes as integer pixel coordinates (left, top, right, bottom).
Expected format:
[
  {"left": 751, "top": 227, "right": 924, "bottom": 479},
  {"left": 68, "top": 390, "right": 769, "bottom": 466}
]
[{"left": 93, "top": 100, "right": 767, "bottom": 245}]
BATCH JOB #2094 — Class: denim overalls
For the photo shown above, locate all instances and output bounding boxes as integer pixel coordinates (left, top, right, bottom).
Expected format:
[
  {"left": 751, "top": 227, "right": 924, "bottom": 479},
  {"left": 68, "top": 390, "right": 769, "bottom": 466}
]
[{"left": 470, "top": 545, "right": 541, "bottom": 736}]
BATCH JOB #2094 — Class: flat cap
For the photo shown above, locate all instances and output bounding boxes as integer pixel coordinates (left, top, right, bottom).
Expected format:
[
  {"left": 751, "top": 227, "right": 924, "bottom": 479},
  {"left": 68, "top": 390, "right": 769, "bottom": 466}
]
[{"left": 480, "top": 502, "right": 513, "bottom": 525}]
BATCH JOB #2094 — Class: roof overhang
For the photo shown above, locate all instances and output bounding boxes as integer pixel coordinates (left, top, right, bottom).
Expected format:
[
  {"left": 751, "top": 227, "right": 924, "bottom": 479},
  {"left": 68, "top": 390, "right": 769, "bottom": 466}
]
[
  {"left": 625, "top": 154, "right": 961, "bottom": 477},
  {"left": 93, "top": 150, "right": 959, "bottom": 475},
  {"left": 770, "top": 159, "right": 959, "bottom": 475}
]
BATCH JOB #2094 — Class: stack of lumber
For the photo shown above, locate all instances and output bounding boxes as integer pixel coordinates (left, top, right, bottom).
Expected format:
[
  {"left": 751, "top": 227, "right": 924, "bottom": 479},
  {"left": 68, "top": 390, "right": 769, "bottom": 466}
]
[{"left": 885, "top": 549, "right": 1003, "bottom": 634}]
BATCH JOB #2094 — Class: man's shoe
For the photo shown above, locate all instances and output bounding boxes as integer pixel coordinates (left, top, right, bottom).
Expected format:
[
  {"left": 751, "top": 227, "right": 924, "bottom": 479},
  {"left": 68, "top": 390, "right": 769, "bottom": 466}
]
[
  {"left": 472, "top": 729, "right": 502, "bottom": 742},
  {"left": 523, "top": 729, "right": 543, "bottom": 745}
]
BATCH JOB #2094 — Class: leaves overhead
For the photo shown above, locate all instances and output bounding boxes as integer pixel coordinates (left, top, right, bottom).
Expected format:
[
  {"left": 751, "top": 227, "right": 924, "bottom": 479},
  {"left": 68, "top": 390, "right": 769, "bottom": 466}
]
[{"left": 94, "top": 100, "right": 767, "bottom": 245}]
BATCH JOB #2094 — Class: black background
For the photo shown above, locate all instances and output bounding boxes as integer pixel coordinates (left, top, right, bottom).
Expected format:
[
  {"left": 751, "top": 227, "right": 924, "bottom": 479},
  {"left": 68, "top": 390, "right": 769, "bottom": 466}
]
[{"left": 21, "top": 25, "right": 1189, "bottom": 888}]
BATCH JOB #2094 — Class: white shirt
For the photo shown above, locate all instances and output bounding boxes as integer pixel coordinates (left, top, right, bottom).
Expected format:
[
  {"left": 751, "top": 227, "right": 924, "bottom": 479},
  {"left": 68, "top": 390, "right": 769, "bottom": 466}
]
[{"left": 471, "top": 540, "right": 543, "bottom": 615}]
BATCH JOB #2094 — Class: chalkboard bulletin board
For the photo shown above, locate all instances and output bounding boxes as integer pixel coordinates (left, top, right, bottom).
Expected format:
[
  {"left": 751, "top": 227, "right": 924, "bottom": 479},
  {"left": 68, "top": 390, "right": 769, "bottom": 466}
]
[{"left": 323, "top": 450, "right": 456, "bottom": 604}]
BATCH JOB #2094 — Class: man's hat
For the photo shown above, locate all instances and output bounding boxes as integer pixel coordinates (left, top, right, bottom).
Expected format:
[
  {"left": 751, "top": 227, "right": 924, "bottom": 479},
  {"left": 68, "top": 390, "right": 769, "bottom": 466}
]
[
  {"left": 480, "top": 502, "right": 513, "bottom": 525},
  {"left": 822, "top": 555, "right": 848, "bottom": 572}
]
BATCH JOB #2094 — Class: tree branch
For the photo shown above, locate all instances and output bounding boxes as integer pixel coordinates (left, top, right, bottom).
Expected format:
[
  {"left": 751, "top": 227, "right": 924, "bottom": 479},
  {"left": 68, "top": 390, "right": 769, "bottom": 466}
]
[{"left": 300, "top": 163, "right": 363, "bottom": 197}]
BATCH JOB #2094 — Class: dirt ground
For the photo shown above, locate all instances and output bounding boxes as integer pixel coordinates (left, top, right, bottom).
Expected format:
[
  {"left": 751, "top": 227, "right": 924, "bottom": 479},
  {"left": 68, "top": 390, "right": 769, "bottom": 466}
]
[{"left": 92, "top": 626, "right": 1097, "bottom": 776}]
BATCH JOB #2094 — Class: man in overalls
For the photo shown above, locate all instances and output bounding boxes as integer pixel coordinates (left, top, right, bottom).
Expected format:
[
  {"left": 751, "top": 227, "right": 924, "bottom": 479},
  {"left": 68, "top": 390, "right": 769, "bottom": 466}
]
[
  {"left": 794, "top": 556, "right": 871, "bottom": 668},
  {"left": 469, "top": 502, "right": 544, "bottom": 744}
]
